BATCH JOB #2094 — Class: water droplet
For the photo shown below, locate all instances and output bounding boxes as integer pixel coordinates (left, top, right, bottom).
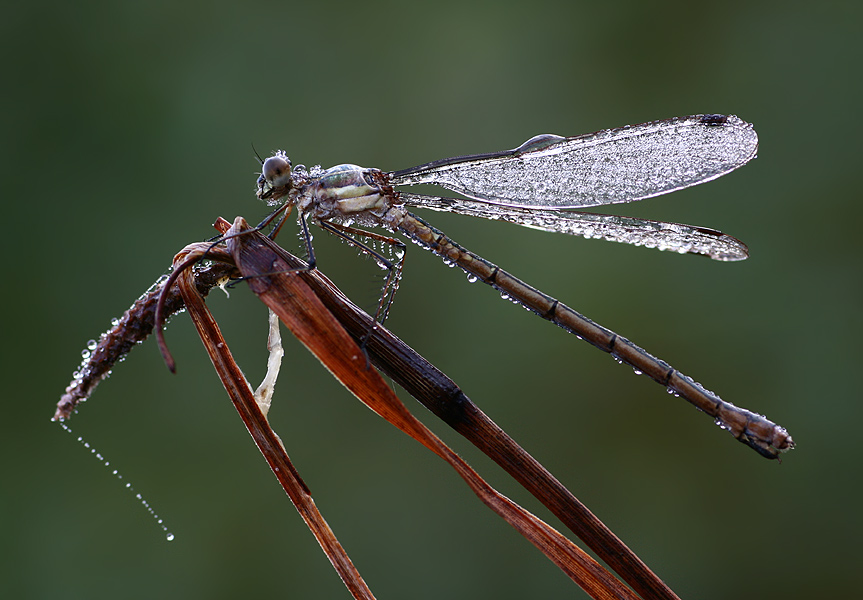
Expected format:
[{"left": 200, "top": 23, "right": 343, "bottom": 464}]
[
  {"left": 166, "top": 533, "right": 175, "bottom": 541},
  {"left": 56, "top": 421, "right": 174, "bottom": 541},
  {"left": 111, "top": 317, "right": 120, "bottom": 327},
  {"left": 87, "top": 340, "right": 98, "bottom": 351},
  {"left": 466, "top": 274, "right": 478, "bottom": 283}
]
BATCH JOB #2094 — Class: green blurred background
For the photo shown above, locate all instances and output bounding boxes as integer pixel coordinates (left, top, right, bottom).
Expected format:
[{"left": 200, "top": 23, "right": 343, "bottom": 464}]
[{"left": 2, "top": 1, "right": 859, "bottom": 598}]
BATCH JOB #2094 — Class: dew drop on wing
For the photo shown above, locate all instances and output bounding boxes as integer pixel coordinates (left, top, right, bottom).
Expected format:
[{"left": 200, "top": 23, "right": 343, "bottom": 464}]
[{"left": 515, "top": 133, "right": 565, "bottom": 153}]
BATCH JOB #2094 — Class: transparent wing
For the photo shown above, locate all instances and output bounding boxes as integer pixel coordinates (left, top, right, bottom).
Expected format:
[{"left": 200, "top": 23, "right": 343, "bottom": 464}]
[
  {"left": 391, "top": 115, "right": 758, "bottom": 209},
  {"left": 400, "top": 193, "right": 748, "bottom": 261}
]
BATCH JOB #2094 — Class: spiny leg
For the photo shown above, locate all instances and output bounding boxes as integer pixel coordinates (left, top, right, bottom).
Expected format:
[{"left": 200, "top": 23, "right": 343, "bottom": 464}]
[
  {"left": 193, "top": 204, "right": 298, "bottom": 292},
  {"left": 223, "top": 207, "right": 316, "bottom": 289},
  {"left": 318, "top": 219, "right": 407, "bottom": 325}
]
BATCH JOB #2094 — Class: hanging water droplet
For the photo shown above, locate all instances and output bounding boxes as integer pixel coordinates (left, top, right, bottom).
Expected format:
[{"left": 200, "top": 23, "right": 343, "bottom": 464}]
[
  {"left": 57, "top": 421, "right": 174, "bottom": 541},
  {"left": 111, "top": 317, "right": 120, "bottom": 327},
  {"left": 466, "top": 274, "right": 478, "bottom": 283},
  {"left": 86, "top": 340, "right": 98, "bottom": 351}
]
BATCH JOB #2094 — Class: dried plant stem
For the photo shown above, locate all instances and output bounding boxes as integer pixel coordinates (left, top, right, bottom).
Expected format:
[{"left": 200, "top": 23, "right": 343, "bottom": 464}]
[
  {"left": 214, "top": 218, "right": 678, "bottom": 600},
  {"left": 172, "top": 243, "right": 376, "bottom": 600},
  {"left": 222, "top": 217, "right": 639, "bottom": 600}
]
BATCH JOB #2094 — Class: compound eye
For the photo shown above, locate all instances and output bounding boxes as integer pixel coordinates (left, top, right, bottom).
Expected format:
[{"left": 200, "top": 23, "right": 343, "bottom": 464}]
[{"left": 262, "top": 154, "right": 292, "bottom": 188}]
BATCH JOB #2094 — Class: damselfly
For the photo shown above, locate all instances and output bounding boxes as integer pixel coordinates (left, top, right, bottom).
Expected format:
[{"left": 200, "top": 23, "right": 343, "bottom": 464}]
[{"left": 255, "top": 114, "right": 793, "bottom": 459}]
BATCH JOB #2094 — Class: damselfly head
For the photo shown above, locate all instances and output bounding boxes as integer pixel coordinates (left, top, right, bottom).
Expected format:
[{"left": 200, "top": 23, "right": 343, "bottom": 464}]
[{"left": 257, "top": 151, "right": 292, "bottom": 200}]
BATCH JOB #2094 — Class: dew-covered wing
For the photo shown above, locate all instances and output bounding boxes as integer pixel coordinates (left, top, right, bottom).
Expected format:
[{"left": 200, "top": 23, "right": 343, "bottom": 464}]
[
  {"left": 401, "top": 193, "right": 748, "bottom": 261},
  {"left": 392, "top": 115, "right": 758, "bottom": 209}
]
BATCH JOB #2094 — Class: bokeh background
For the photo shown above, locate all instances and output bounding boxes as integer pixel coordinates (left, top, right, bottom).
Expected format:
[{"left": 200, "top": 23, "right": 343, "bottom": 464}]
[{"left": 2, "top": 1, "right": 859, "bottom": 598}]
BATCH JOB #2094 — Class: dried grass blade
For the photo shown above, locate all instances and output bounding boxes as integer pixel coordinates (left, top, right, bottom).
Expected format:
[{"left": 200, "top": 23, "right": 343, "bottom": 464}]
[
  {"left": 212, "top": 218, "right": 677, "bottom": 600},
  {"left": 224, "top": 217, "right": 638, "bottom": 600},
  {"left": 171, "top": 245, "right": 376, "bottom": 600}
]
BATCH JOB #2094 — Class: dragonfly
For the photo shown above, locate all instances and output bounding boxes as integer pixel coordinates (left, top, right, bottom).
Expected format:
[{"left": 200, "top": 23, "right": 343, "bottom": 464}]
[{"left": 254, "top": 113, "right": 793, "bottom": 459}]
